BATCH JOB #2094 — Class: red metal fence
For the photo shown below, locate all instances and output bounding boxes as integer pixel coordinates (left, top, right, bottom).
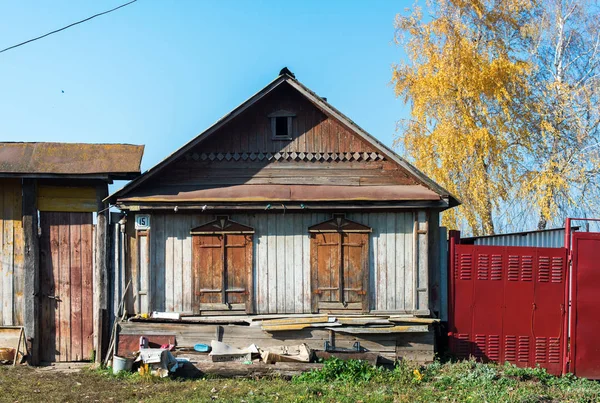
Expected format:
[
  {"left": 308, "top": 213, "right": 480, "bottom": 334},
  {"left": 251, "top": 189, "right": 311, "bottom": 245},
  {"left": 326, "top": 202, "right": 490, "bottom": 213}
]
[
  {"left": 448, "top": 232, "right": 567, "bottom": 375},
  {"left": 569, "top": 231, "right": 600, "bottom": 378}
]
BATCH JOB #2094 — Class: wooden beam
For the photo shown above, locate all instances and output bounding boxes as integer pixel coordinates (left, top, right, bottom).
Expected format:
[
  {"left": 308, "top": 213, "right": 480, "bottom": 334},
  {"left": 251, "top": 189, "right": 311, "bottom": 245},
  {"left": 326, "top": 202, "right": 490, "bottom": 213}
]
[
  {"left": 173, "top": 357, "right": 323, "bottom": 379},
  {"left": 37, "top": 186, "right": 97, "bottom": 212},
  {"left": 22, "top": 179, "right": 40, "bottom": 365},
  {"left": 94, "top": 184, "right": 109, "bottom": 364},
  {"left": 327, "top": 325, "right": 429, "bottom": 334}
]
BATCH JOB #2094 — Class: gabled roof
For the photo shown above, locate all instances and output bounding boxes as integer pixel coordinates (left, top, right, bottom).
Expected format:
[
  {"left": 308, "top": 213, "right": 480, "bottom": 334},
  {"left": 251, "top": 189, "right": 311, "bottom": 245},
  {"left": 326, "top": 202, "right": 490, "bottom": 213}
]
[
  {"left": 0, "top": 142, "right": 144, "bottom": 180},
  {"left": 108, "top": 70, "right": 459, "bottom": 207}
]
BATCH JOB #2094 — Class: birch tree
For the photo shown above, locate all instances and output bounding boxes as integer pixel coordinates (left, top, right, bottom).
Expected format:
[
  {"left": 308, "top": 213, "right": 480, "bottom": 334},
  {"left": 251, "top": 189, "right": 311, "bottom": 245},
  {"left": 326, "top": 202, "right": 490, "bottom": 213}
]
[
  {"left": 520, "top": 0, "right": 600, "bottom": 229},
  {"left": 392, "top": 0, "right": 534, "bottom": 235},
  {"left": 394, "top": 0, "right": 600, "bottom": 234}
]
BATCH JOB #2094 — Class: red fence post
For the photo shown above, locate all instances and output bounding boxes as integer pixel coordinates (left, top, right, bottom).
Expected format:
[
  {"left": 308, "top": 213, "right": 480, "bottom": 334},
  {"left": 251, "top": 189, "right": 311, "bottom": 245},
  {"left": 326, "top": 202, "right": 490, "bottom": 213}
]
[
  {"left": 563, "top": 218, "right": 571, "bottom": 375},
  {"left": 447, "top": 230, "right": 460, "bottom": 349}
]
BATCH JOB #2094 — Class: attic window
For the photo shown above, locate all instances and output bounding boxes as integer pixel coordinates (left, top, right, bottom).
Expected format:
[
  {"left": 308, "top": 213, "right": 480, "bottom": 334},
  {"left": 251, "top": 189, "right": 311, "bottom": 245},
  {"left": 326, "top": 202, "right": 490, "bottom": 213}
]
[{"left": 268, "top": 110, "right": 295, "bottom": 140}]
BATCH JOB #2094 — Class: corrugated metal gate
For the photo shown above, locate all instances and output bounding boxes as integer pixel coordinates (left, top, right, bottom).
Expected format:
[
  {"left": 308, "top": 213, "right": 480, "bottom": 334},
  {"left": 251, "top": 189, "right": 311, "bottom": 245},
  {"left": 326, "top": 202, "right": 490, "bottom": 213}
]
[
  {"left": 569, "top": 232, "right": 600, "bottom": 378},
  {"left": 449, "top": 236, "right": 567, "bottom": 375}
]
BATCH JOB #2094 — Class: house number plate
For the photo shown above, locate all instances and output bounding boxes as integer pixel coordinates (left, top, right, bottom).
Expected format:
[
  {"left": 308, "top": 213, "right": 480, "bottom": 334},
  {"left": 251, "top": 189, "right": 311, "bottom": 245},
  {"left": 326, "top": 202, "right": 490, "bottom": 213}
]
[{"left": 135, "top": 214, "right": 151, "bottom": 230}]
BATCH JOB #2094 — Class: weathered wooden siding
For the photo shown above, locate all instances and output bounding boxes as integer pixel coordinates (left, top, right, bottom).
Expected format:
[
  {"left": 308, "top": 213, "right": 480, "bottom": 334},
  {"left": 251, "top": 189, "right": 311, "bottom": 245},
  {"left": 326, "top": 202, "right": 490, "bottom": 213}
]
[
  {"left": 133, "top": 83, "right": 419, "bottom": 196},
  {"left": 39, "top": 212, "right": 94, "bottom": 362},
  {"left": 198, "top": 83, "right": 378, "bottom": 155},
  {"left": 122, "top": 211, "right": 430, "bottom": 316},
  {"left": 0, "top": 179, "right": 24, "bottom": 326}
]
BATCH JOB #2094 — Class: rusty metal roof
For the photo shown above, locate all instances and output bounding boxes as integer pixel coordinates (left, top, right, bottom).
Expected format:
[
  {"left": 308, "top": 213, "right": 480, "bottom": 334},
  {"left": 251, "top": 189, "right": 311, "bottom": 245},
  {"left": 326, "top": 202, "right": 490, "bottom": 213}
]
[
  {"left": 0, "top": 142, "right": 144, "bottom": 179},
  {"left": 118, "top": 184, "right": 442, "bottom": 203}
]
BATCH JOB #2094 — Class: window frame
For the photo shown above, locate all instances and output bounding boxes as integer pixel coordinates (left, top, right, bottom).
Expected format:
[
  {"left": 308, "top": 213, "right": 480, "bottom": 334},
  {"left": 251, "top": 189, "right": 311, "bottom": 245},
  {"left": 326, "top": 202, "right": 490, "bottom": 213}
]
[{"left": 268, "top": 110, "right": 295, "bottom": 140}]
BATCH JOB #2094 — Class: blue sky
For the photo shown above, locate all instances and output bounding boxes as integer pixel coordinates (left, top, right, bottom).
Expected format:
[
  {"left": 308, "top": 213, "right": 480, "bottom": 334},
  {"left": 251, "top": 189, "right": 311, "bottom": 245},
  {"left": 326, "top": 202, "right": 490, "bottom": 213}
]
[{"left": 0, "top": 0, "right": 412, "bottom": 191}]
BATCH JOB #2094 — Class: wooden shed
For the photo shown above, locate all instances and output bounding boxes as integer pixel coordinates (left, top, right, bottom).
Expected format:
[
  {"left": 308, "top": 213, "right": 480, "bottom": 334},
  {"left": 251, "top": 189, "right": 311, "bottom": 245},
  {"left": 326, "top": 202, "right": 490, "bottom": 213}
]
[
  {"left": 0, "top": 142, "right": 143, "bottom": 364},
  {"left": 109, "top": 69, "right": 459, "bottom": 362}
]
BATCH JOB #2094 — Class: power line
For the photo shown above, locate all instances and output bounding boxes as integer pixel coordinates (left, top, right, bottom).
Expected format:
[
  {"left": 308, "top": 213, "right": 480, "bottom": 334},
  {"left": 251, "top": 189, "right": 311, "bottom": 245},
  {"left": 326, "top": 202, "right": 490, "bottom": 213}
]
[{"left": 0, "top": 0, "right": 138, "bottom": 54}]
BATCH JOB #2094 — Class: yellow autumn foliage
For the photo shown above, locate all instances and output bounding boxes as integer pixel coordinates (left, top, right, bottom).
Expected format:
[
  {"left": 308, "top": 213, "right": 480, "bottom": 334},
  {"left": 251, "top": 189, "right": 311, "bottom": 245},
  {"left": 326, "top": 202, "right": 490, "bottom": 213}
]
[
  {"left": 393, "top": 0, "right": 600, "bottom": 233},
  {"left": 393, "top": 0, "right": 534, "bottom": 235}
]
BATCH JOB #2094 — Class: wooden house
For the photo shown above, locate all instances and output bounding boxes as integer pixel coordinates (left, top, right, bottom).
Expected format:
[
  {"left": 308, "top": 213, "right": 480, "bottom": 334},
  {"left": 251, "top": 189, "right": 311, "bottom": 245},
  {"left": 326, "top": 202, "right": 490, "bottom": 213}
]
[
  {"left": 109, "top": 69, "right": 459, "bottom": 362},
  {"left": 0, "top": 142, "right": 143, "bottom": 364}
]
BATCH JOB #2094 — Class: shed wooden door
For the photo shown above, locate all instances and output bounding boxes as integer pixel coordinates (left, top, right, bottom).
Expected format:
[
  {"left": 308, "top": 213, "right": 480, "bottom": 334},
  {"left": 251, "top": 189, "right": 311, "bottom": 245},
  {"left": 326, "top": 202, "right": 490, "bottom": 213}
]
[
  {"left": 310, "top": 216, "right": 371, "bottom": 313},
  {"left": 191, "top": 217, "right": 254, "bottom": 314},
  {"left": 39, "top": 212, "right": 94, "bottom": 362}
]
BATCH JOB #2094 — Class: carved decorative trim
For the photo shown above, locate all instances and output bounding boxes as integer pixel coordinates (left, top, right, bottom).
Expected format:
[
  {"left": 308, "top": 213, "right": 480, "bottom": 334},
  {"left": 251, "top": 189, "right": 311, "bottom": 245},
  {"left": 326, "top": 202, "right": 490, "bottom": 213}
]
[{"left": 184, "top": 151, "right": 385, "bottom": 162}]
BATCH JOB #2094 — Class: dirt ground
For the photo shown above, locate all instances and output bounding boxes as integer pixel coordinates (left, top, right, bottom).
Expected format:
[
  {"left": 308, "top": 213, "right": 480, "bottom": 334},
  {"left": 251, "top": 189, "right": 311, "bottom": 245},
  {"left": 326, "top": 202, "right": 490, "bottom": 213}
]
[{"left": 2, "top": 360, "right": 600, "bottom": 403}]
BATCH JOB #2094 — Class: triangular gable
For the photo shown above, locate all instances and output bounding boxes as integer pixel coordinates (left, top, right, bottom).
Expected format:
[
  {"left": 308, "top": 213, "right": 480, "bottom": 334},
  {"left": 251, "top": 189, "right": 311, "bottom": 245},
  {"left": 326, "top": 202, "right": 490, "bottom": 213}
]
[
  {"left": 107, "top": 71, "right": 459, "bottom": 207},
  {"left": 309, "top": 214, "right": 372, "bottom": 233},
  {"left": 191, "top": 216, "right": 255, "bottom": 234}
]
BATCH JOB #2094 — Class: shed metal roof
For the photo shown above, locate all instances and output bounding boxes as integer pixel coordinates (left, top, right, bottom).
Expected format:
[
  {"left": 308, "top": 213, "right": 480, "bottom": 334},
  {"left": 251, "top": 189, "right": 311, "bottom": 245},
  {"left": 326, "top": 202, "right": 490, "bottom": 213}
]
[
  {"left": 117, "top": 184, "right": 441, "bottom": 203},
  {"left": 0, "top": 142, "right": 144, "bottom": 179}
]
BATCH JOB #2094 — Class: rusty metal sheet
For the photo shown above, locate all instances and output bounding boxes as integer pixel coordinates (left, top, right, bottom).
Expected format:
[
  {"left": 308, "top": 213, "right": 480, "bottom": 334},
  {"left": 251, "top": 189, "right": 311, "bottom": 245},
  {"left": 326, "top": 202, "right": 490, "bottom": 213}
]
[
  {"left": 0, "top": 142, "right": 143, "bottom": 177},
  {"left": 119, "top": 184, "right": 442, "bottom": 203}
]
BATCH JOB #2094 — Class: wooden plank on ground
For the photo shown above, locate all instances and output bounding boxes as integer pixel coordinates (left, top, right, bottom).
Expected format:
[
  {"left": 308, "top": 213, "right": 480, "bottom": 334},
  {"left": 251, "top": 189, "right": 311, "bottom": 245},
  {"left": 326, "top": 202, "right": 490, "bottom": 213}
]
[
  {"left": 261, "top": 316, "right": 331, "bottom": 326},
  {"left": 328, "top": 325, "right": 429, "bottom": 334},
  {"left": 388, "top": 316, "right": 440, "bottom": 324}
]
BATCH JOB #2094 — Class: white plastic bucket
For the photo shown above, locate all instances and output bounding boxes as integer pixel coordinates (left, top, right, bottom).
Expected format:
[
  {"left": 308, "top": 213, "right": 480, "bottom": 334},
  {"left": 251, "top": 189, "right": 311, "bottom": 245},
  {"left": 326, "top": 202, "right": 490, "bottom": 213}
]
[{"left": 112, "top": 355, "right": 134, "bottom": 374}]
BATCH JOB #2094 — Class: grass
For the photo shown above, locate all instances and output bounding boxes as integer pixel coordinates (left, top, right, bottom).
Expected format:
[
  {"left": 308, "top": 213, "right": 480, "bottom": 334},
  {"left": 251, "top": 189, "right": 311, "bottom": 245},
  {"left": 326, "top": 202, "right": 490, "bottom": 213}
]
[{"left": 1, "top": 358, "right": 599, "bottom": 402}]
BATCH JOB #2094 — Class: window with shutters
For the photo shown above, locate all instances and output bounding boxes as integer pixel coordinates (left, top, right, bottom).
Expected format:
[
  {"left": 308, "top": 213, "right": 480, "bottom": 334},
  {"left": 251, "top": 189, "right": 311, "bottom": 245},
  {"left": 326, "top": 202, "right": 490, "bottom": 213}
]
[
  {"left": 309, "top": 214, "right": 371, "bottom": 313},
  {"left": 191, "top": 216, "right": 254, "bottom": 314}
]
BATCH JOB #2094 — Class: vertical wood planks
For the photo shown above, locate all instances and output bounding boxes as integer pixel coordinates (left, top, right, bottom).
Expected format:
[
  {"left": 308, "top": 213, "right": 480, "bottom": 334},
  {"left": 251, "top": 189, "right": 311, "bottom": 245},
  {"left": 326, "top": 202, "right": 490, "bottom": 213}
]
[
  {"left": 404, "top": 213, "right": 414, "bottom": 311},
  {"left": 81, "top": 215, "right": 94, "bottom": 360},
  {"left": 394, "top": 213, "right": 406, "bottom": 312},
  {"left": 0, "top": 179, "right": 23, "bottom": 326},
  {"left": 69, "top": 213, "right": 83, "bottom": 361},
  {"left": 293, "top": 214, "right": 303, "bottom": 312},
  {"left": 284, "top": 217, "right": 295, "bottom": 312},
  {"left": 275, "top": 214, "right": 286, "bottom": 312},
  {"left": 172, "top": 219, "right": 184, "bottom": 312},
  {"left": 385, "top": 212, "right": 396, "bottom": 310},
  {"left": 376, "top": 214, "right": 387, "bottom": 310},
  {"left": 142, "top": 212, "right": 421, "bottom": 315},
  {"left": 138, "top": 233, "right": 150, "bottom": 314},
  {"left": 266, "top": 214, "right": 278, "bottom": 313},
  {"left": 125, "top": 217, "right": 137, "bottom": 316},
  {"left": 256, "top": 215, "right": 268, "bottom": 313},
  {"left": 12, "top": 183, "right": 24, "bottom": 326},
  {"left": 416, "top": 211, "right": 429, "bottom": 314},
  {"left": 39, "top": 213, "right": 55, "bottom": 362},
  {"left": 182, "top": 215, "right": 193, "bottom": 313},
  {"left": 302, "top": 214, "right": 312, "bottom": 312},
  {"left": 152, "top": 213, "right": 166, "bottom": 312},
  {"left": 39, "top": 212, "right": 94, "bottom": 362},
  {"left": 58, "top": 212, "right": 71, "bottom": 361},
  {"left": 165, "top": 216, "right": 175, "bottom": 312}
]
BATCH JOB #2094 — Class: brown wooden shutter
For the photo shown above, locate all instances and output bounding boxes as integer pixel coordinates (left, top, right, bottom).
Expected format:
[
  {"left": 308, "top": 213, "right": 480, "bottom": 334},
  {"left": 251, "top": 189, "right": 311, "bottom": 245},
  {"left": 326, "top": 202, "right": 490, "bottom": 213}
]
[
  {"left": 309, "top": 215, "right": 371, "bottom": 313},
  {"left": 191, "top": 217, "right": 254, "bottom": 314}
]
